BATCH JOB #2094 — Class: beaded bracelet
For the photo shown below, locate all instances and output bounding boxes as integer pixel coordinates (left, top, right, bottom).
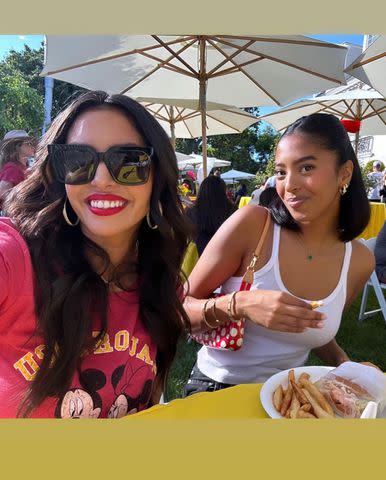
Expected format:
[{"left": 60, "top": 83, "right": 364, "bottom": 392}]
[
  {"left": 202, "top": 298, "right": 217, "bottom": 329},
  {"left": 227, "top": 291, "right": 237, "bottom": 322}
]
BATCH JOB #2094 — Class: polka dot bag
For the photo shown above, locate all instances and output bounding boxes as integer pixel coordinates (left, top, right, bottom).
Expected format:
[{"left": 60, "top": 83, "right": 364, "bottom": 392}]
[{"left": 191, "top": 210, "right": 271, "bottom": 351}]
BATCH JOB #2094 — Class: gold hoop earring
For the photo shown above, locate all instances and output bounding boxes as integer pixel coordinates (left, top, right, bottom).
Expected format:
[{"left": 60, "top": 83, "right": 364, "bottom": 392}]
[
  {"left": 340, "top": 183, "right": 349, "bottom": 196},
  {"left": 146, "top": 201, "right": 163, "bottom": 230},
  {"left": 63, "top": 198, "right": 79, "bottom": 227}
]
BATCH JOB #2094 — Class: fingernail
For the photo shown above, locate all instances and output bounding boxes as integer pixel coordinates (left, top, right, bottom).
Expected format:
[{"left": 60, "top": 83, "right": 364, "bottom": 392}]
[
  {"left": 316, "top": 321, "right": 324, "bottom": 328},
  {"left": 320, "top": 314, "right": 327, "bottom": 320}
]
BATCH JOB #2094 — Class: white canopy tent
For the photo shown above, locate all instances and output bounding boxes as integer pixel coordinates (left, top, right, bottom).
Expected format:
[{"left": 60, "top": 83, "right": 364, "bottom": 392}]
[
  {"left": 177, "top": 153, "right": 231, "bottom": 171},
  {"left": 221, "top": 169, "right": 256, "bottom": 183}
]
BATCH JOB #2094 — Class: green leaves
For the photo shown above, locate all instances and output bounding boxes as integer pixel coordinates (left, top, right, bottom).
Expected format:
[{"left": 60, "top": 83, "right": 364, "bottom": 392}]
[
  {"left": 0, "top": 72, "right": 44, "bottom": 138},
  {"left": 0, "top": 44, "right": 87, "bottom": 137}
]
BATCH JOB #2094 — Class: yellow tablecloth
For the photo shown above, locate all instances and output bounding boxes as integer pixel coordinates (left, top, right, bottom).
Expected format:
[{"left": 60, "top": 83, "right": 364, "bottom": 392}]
[
  {"left": 238, "top": 196, "right": 252, "bottom": 208},
  {"left": 127, "top": 384, "right": 269, "bottom": 420},
  {"left": 359, "top": 202, "right": 386, "bottom": 240},
  {"left": 181, "top": 241, "right": 199, "bottom": 278}
]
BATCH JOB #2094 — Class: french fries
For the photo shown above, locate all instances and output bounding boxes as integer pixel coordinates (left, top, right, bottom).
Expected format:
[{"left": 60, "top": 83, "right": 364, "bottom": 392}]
[
  {"left": 273, "top": 384, "right": 284, "bottom": 412},
  {"left": 310, "top": 300, "right": 323, "bottom": 309},
  {"left": 271, "top": 369, "right": 335, "bottom": 419},
  {"left": 299, "top": 377, "right": 334, "bottom": 416}
]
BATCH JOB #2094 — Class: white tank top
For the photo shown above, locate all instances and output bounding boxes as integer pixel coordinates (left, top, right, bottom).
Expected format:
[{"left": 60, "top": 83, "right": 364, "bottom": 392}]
[{"left": 197, "top": 223, "right": 352, "bottom": 384}]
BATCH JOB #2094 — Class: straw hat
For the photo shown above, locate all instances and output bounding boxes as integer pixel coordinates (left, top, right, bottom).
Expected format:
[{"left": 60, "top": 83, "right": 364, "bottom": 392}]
[{"left": 3, "top": 130, "right": 30, "bottom": 141}]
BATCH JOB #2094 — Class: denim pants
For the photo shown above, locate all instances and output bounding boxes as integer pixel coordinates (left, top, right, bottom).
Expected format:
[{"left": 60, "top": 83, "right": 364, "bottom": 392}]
[{"left": 182, "top": 362, "right": 234, "bottom": 398}]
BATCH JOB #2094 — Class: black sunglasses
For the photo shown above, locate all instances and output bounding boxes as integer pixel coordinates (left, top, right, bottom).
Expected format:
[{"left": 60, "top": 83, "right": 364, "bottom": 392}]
[{"left": 48, "top": 144, "right": 153, "bottom": 186}]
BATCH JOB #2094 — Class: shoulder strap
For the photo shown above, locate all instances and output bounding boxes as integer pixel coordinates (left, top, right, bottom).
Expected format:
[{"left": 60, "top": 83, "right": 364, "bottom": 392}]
[{"left": 240, "top": 209, "right": 271, "bottom": 289}]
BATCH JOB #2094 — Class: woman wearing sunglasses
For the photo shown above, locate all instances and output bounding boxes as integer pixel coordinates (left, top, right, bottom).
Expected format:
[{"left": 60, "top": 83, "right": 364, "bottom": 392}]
[
  {"left": 0, "top": 91, "right": 190, "bottom": 418},
  {"left": 0, "top": 130, "right": 36, "bottom": 211}
]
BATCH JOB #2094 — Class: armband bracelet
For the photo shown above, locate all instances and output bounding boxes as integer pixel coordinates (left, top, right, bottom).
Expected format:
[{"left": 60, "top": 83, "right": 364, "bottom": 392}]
[{"left": 202, "top": 298, "right": 217, "bottom": 329}]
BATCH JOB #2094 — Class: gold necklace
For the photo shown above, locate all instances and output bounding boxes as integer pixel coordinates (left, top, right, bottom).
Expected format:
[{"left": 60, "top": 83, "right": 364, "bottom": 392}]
[{"left": 295, "top": 232, "right": 314, "bottom": 261}]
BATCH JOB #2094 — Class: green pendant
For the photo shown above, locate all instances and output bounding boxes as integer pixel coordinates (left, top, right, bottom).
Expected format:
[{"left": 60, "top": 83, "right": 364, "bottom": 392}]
[{"left": 307, "top": 255, "right": 313, "bottom": 261}]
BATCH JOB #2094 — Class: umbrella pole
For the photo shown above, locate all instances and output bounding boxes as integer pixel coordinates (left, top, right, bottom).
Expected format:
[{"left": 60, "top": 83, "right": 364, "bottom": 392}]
[
  {"left": 355, "top": 132, "right": 359, "bottom": 155},
  {"left": 199, "top": 37, "right": 208, "bottom": 179},
  {"left": 354, "top": 100, "right": 362, "bottom": 156},
  {"left": 170, "top": 106, "right": 176, "bottom": 149}
]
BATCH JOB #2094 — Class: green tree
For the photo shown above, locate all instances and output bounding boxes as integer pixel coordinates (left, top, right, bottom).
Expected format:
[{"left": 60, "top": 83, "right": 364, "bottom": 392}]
[
  {"left": 0, "top": 44, "right": 87, "bottom": 131},
  {"left": 0, "top": 73, "right": 44, "bottom": 138}
]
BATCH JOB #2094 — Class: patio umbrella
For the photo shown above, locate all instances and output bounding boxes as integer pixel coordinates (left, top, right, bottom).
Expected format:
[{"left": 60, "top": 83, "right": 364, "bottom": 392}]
[
  {"left": 221, "top": 169, "right": 256, "bottom": 182},
  {"left": 346, "top": 35, "right": 386, "bottom": 98},
  {"left": 41, "top": 35, "right": 347, "bottom": 178},
  {"left": 257, "top": 78, "right": 386, "bottom": 154},
  {"left": 137, "top": 98, "right": 259, "bottom": 148}
]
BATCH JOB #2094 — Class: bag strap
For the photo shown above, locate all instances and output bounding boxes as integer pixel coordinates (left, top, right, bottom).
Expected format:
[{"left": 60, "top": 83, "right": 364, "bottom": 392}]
[{"left": 240, "top": 209, "right": 271, "bottom": 289}]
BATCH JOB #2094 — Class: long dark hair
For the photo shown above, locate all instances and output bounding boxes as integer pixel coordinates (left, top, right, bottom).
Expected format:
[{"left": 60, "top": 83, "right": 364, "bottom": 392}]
[
  {"left": 188, "top": 175, "right": 235, "bottom": 254},
  {"left": 4, "top": 91, "right": 191, "bottom": 416},
  {"left": 269, "top": 113, "right": 370, "bottom": 241}
]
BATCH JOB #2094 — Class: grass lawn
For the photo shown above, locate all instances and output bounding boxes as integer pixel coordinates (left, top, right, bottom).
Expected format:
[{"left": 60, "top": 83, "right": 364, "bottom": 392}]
[{"left": 165, "top": 289, "right": 386, "bottom": 401}]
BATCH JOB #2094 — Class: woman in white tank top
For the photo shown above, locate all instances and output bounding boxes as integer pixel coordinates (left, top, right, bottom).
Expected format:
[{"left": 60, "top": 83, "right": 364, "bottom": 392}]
[{"left": 183, "top": 113, "right": 375, "bottom": 393}]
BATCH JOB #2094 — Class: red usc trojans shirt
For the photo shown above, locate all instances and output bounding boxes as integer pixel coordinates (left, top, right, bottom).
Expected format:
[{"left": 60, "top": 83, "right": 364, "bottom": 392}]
[{"left": 0, "top": 218, "right": 156, "bottom": 418}]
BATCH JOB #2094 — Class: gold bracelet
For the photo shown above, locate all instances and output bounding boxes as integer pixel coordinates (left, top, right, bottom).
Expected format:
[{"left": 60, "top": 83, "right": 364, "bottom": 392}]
[
  {"left": 212, "top": 298, "right": 221, "bottom": 325},
  {"left": 232, "top": 291, "right": 239, "bottom": 319},
  {"left": 202, "top": 298, "right": 217, "bottom": 329},
  {"left": 227, "top": 291, "right": 237, "bottom": 321}
]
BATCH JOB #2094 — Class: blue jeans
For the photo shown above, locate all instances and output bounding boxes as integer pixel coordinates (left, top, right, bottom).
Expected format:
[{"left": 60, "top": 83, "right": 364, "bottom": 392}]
[{"left": 182, "top": 363, "right": 233, "bottom": 398}]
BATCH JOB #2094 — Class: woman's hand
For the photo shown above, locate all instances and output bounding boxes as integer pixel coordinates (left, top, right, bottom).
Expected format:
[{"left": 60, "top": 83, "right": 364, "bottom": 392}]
[{"left": 236, "top": 290, "right": 325, "bottom": 333}]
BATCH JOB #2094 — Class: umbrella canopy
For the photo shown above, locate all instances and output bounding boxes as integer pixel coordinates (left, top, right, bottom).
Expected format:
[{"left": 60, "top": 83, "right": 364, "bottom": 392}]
[
  {"left": 221, "top": 169, "right": 256, "bottom": 181},
  {"left": 137, "top": 98, "right": 259, "bottom": 147},
  {"left": 41, "top": 35, "right": 347, "bottom": 178},
  {"left": 346, "top": 35, "right": 386, "bottom": 97},
  {"left": 257, "top": 78, "right": 386, "bottom": 153}
]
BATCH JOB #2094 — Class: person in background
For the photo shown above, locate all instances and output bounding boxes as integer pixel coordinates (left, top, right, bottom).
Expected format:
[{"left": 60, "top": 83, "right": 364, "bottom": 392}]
[
  {"left": 0, "top": 130, "right": 36, "bottom": 210},
  {"left": 374, "top": 220, "right": 386, "bottom": 283},
  {"left": 182, "top": 113, "right": 374, "bottom": 396},
  {"left": 182, "top": 170, "right": 196, "bottom": 195},
  {"left": 185, "top": 175, "right": 236, "bottom": 256},
  {"left": 258, "top": 186, "right": 279, "bottom": 208},
  {"left": 226, "top": 185, "right": 234, "bottom": 202},
  {"left": 234, "top": 182, "right": 247, "bottom": 207},
  {"left": 378, "top": 171, "right": 386, "bottom": 204},
  {"left": 213, "top": 169, "right": 221, "bottom": 177},
  {"left": 367, "top": 161, "right": 384, "bottom": 202},
  {"left": 0, "top": 91, "right": 190, "bottom": 418}
]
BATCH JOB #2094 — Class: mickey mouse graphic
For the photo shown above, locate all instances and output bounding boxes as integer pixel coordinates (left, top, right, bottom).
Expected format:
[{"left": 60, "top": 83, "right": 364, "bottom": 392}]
[
  {"left": 108, "top": 362, "right": 153, "bottom": 419},
  {"left": 55, "top": 368, "right": 106, "bottom": 419}
]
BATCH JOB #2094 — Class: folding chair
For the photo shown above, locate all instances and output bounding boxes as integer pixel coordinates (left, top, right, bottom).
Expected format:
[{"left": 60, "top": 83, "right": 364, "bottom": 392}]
[{"left": 358, "top": 237, "right": 386, "bottom": 322}]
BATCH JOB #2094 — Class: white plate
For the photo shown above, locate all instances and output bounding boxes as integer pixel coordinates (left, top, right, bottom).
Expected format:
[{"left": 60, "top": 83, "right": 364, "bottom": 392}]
[{"left": 260, "top": 366, "right": 334, "bottom": 418}]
